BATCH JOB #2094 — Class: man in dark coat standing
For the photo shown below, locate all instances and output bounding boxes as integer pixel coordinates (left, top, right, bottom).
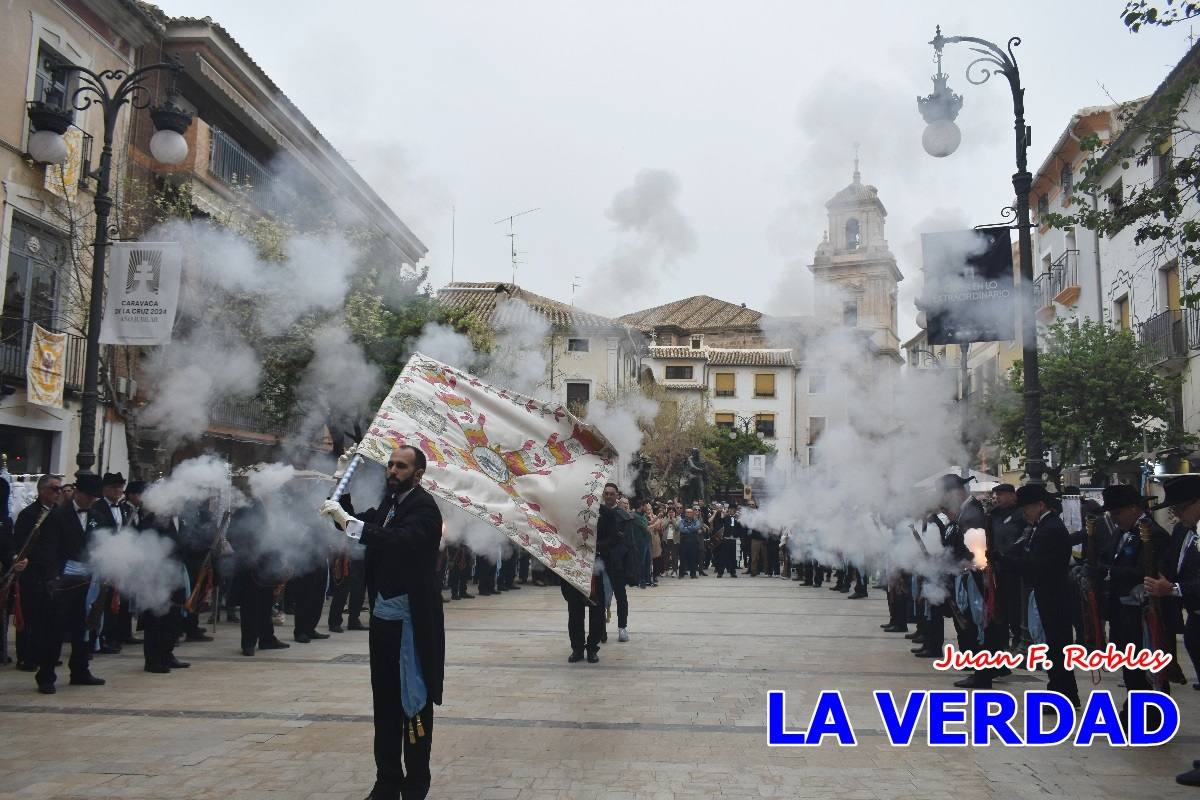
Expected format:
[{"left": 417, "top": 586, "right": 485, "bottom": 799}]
[
  {"left": 1008, "top": 483, "right": 1079, "bottom": 706},
  {"left": 322, "top": 444, "right": 445, "bottom": 800},
  {"left": 29, "top": 473, "right": 107, "bottom": 694},
  {"left": 596, "top": 483, "right": 633, "bottom": 642}
]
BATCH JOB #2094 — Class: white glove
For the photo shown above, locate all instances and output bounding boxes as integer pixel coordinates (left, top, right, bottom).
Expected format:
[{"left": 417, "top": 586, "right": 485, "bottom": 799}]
[{"left": 320, "top": 499, "right": 354, "bottom": 531}]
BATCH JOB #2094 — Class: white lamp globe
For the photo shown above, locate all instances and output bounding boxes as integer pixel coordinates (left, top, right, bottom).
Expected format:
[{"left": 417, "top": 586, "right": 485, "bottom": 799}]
[
  {"left": 915, "top": 310, "right": 928, "bottom": 330},
  {"left": 922, "top": 120, "right": 962, "bottom": 158},
  {"left": 149, "top": 128, "right": 189, "bottom": 165},
  {"left": 28, "top": 130, "right": 69, "bottom": 164}
]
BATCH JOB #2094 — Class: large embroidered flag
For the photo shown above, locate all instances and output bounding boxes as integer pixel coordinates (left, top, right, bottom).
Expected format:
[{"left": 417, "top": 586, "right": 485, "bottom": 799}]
[
  {"left": 357, "top": 353, "right": 617, "bottom": 595},
  {"left": 27, "top": 324, "right": 66, "bottom": 409}
]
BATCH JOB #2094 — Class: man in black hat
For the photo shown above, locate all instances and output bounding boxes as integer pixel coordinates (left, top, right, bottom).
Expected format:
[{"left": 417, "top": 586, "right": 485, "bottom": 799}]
[
  {"left": 990, "top": 484, "right": 1026, "bottom": 651},
  {"left": 1005, "top": 483, "right": 1079, "bottom": 706},
  {"left": 28, "top": 473, "right": 107, "bottom": 694},
  {"left": 1097, "top": 484, "right": 1169, "bottom": 707},
  {"left": 91, "top": 472, "right": 136, "bottom": 653},
  {"left": 1145, "top": 476, "right": 1200, "bottom": 787}
]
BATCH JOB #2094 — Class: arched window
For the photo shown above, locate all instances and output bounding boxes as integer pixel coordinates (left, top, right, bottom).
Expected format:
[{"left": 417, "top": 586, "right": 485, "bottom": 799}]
[{"left": 845, "top": 218, "right": 861, "bottom": 250}]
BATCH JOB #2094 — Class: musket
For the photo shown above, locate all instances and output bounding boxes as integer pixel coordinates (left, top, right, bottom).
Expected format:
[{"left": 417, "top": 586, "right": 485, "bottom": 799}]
[
  {"left": 183, "top": 510, "right": 233, "bottom": 615},
  {"left": 1077, "top": 516, "right": 1107, "bottom": 650},
  {"left": 1140, "top": 519, "right": 1187, "bottom": 688},
  {"left": 0, "top": 507, "right": 51, "bottom": 618},
  {"left": 908, "top": 524, "right": 930, "bottom": 556}
]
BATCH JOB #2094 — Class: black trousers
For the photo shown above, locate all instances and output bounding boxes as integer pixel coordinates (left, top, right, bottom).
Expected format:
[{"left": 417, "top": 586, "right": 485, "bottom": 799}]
[
  {"left": 369, "top": 616, "right": 432, "bottom": 800},
  {"left": 140, "top": 605, "right": 180, "bottom": 667},
  {"left": 923, "top": 602, "right": 946, "bottom": 653},
  {"left": 102, "top": 595, "right": 133, "bottom": 645},
  {"left": 181, "top": 551, "right": 207, "bottom": 635},
  {"left": 291, "top": 564, "right": 326, "bottom": 637},
  {"left": 1038, "top": 596, "right": 1080, "bottom": 703},
  {"left": 36, "top": 581, "right": 91, "bottom": 685},
  {"left": 716, "top": 539, "right": 738, "bottom": 576},
  {"left": 477, "top": 557, "right": 496, "bottom": 594},
  {"left": 995, "top": 572, "right": 1022, "bottom": 648},
  {"left": 329, "top": 559, "right": 366, "bottom": 627},
  {"left": 236, "top": 574, "right": 277, "bottom": 650},
  {"left": 499, "top": 553, "right": 517, "bottom": 588},
  {"left": 560, "top": 580, "right": 604, "bottom": 654},
  {"left": 609, "top": 575, "right": 628, "bottom": 629},
  {"left": 679, "top": 536, "right": 699, "bottom": 578}
]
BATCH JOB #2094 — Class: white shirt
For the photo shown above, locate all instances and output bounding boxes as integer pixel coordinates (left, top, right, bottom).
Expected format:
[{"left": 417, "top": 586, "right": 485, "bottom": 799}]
[{"left": 346, "top": 487, "right": 416, "bottom": 541}]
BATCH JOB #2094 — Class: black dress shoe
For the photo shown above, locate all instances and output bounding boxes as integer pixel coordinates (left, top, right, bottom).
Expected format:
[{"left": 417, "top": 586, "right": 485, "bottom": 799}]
[
  {"left": 69, "top": 673, "right": 106, "bottom": 686},
  {"left": 97, "top": 644, "right": 121, "bottom": 655},
  {"left": 913, "top": 649, "right": 940, "bottom": 659},
  {"left": 259, "top": 640, "right": 290, "bottom": 650},
  {"left": 329, "top": 624, "right": 345, "bottom": 633},
  {"left": 568, "top": 651, "right": 584, "bottom": 663},
  {"left": 144, "top": 664, "right": 171, "bottom": 674},
  {"left": 953, "top": 675, "right": 991, "bottom": 689},
  {"left": 905, "top": 631, "right": 923, "bottom": 641},
  {"left": 185, "top": 633, "right": 213, "bottom": 642},
  {"left": 507, "top": 584, "right": 521, "bottom": 590},
  {"left": 880, "top": 623, "right": 893, "bottom": 629},
  {"left": 347, "top": 620, "right": 370, "bottom": 629},
  {"left": 123, "top": 637, "right": 143, "bottom": 645},
  {"left": 242, "top": 647, "right": 255, "bottom": 657},
  {"left": 294, "top": 634, "right": 311, "bottom": 643},
  {"left": 17, "top": 662, "right": 37, "bottom": 672},
  {"left": 586, "top": 651, "right": 599, "bottom": 663},
  {"left": 165, "top": 657, "right": 190, "bottom": 669},
  {"left": 1181, "top": 767, "right": 1200, "bottom": 787},
  {"left": 307, "top": 631, "right": 330, "bottom": 640},
  {"left": 848, "top": 591, "right": 867, "bottom": 599},
  {"left": 37, "top": 682, "right": 56, "bottom": 694},
  {"left": 226, "top": 613, "right": 240, "bottom": 623},
  {"left": 883, "top": 625, "right": 908, "bottom": 633},
  {"left": 457, "top": 593, "right": 474, "bottom": 600}
]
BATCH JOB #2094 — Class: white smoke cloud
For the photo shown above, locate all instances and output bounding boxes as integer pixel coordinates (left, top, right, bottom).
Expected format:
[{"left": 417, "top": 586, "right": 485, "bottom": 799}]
[
  {"left": 584, "top": 393, "right": 659, "bottom": 493},
  {"left": 585, "top": 169, "right": 698, "bottom": 315},
  {"left": 412, "top": 322, "right": 477, "bottom": 371},
  {"left": 142, "top": 455, "right": 236, "bottom": 517},
  {"left": 88, "top": 527, "right": 186, "bottom": 614}
]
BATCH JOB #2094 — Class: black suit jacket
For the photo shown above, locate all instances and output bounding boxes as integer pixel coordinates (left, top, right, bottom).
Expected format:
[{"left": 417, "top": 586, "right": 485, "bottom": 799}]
[
  {"left": 30, "top": 502, "right": 96, "bottom": 579},
  {"left": 1161, "top": 522, "right": 1200, "bottom": 632},
  {"left": 356, "top": 485, "right": 446, "bottom": 706},
  {"left": 1012, "top": 511, "right": 1072, "bottom": 609},
  {"left": 12, "top": 500, "right": 52, "bottom": 579},
  {"left": 89, "top": 499, "right": 133, "bottom": 531}
]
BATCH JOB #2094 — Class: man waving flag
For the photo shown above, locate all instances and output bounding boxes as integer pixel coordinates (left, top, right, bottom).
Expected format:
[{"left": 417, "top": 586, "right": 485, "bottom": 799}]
[{"left": 354, "top": 353, "right": 617, "bottom": 595}]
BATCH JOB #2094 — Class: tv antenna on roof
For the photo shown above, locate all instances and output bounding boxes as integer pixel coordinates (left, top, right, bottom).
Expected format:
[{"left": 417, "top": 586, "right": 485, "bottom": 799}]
[
  {"left": 571, "top": 275, "right": 583, "bottom": 305},
  {"left": 494, "top": 207, "right": 540, "bottom": 285}
]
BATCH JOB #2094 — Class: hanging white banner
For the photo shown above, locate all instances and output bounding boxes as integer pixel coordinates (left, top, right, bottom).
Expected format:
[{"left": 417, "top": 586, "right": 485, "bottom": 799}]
[{"left": 99, "top": 242, "right": 182, "bottom": 345}]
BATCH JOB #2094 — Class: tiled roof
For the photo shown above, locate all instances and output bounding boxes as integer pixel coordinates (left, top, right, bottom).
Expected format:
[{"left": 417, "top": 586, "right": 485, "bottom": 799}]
[
  {"left": 436, "top": 282, "right": 628, "bottom": 331},
  {"left": 706, "top": 349, "right": 795, "bottom": 367},
  {"left": 619, "top": 296, "right": 763, "bottom": 331},
  {"left": 647, "top": 346, "right": 707, "bottom": 359},
  {"left": 647, "top": 346, "right": 795, "bottom": 367}
]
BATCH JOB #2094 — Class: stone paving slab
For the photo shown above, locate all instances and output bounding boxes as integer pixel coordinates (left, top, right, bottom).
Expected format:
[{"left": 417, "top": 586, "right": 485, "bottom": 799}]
[{"left": 2, "top": 575, "right": 1198, "bottom": 798}]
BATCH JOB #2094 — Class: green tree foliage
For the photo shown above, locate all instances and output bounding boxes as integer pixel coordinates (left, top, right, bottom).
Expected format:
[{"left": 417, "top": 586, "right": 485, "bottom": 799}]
[
  {"left": 986, "top": 320, "right": 1183, "bottom": 477},
  {"left": 1122, "top": 0, "right": 1200, "bottom": 31},
  {"left": 700, "top": 426, "right": 775, "bottom": 499}
]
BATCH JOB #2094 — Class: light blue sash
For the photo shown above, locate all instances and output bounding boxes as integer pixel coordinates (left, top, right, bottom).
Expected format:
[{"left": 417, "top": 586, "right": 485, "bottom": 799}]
[
  {"left": 372, "top": 593, "right": 427, "bottom": 718},
  {"left": 1027, "top": 592, "right": 1046, "bottom": 645}
]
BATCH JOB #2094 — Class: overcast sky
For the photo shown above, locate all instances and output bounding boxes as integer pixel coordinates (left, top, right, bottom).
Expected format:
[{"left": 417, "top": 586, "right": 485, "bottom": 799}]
[{"left": 152, "top": 0, "right": 1189, "bottom": 337}]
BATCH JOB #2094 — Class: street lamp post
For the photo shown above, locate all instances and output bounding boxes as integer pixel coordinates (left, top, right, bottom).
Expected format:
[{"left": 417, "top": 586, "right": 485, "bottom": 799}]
[
  {"left": 917, "top": 26, "right": 1045, "bottom": 486},
  {"left": 27, "top": 62, "right": 192, "bottom": 475}
]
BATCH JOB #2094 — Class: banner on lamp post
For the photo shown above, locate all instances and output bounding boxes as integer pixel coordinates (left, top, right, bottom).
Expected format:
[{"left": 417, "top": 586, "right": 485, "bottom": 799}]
[
  {"left": 920, "top": 226, "right": 1015, "bottom": 345},
  {"left": 99, "top": 242, "right": 182, "bottom": 345}
]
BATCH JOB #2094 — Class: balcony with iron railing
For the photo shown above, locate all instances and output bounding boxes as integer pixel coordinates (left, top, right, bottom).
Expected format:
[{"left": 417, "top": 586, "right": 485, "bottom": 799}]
[
  {"left": 207, "top": 125, "right": 272, "bottom": 193},
  {"left": 1046, "top": 249, "right": 1081, "bottom": 305},
  {"left": 1138, "top": 308, "right": 1192, "bottom": 368},
  {"left": 207, "top": 396, "right": 301, "bottom": 438},
  {"left": 0, "top": 316, "right": 86, "bottom": 394}
]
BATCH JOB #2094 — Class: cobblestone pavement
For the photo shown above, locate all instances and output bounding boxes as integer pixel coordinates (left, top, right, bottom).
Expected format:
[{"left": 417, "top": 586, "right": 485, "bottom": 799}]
[{"left": 3, "top": 574, "right": 1200, "bottom": 799}]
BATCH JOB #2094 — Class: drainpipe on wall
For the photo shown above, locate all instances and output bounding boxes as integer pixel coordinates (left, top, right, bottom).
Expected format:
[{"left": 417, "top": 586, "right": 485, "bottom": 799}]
[{"left": 1065, "top": 121, "right": 1106, "bottom": 322}]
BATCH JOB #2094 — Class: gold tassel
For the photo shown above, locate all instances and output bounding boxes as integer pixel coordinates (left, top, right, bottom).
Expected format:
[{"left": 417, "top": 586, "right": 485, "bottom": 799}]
[
  {"left": 407, "top": 720, "right": 416, "bottom": 744},
  {"left": 415, "top": 713, "right": 425, "bottom": 738}
]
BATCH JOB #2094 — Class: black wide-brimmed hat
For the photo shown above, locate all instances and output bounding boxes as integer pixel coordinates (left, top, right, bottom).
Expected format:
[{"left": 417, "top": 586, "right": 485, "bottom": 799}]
[
  {"left": 1101, "top": 484, "right": 1151, "bottom": 512},
  {"left": 993, "top": 483, "right": 1016, "bottom": 494},
  {"left": 937, "top": 474, "right": 974, "bottom": 493},
  {"left": 101, "top": 472, "right": 126, "bottom": 487},
  {"left": 75, "top": 473, "right": 104, "bottom": 496},
  {"left": 1152, "top": 475, "right": 1200, "bottom": 510},
  {"left": 125, "top": 480, "right": 147, "bottom": 495},
  {"left": 1015, "top": 484, "right": 1055, "bottom": 508}
]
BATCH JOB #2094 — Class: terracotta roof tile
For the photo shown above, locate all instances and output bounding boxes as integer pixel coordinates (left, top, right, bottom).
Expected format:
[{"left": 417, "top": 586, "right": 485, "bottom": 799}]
[
  {"left": 647, "top": 346, "right": 795, "bottom": 367},
  {"left": 436, "top": 282, "right": 629, "bottom": 331},
  {"left": 619, "top": 295, "right": 763, "bottom": 331}
]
